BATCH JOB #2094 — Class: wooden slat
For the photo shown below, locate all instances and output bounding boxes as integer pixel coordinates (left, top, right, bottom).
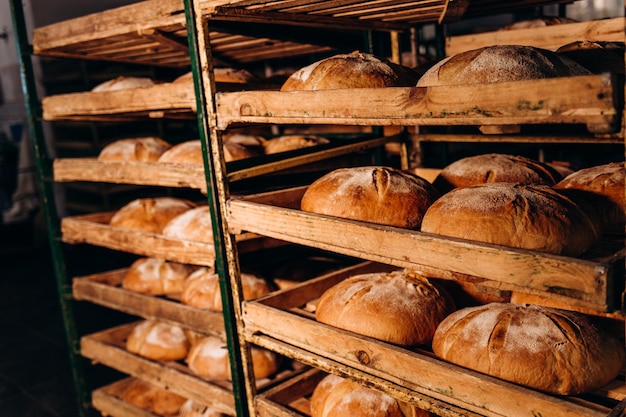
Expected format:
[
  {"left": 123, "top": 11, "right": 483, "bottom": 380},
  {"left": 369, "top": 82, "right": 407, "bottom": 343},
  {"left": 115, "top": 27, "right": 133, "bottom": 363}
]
[
  {"left": 92, "top": 378, "right": 173, "bottom": 417},
  {"left": 72, "top": 269, "right": 226, "bottom": 336},
  {"left": 227, "top": 185, "right": 624, "bottom": 311},
  {"left": 446, "top": 17, "right": 625, "bottom": 56},
  {"left": 215, "top": 74, "right": 619, "bottom": 133}
]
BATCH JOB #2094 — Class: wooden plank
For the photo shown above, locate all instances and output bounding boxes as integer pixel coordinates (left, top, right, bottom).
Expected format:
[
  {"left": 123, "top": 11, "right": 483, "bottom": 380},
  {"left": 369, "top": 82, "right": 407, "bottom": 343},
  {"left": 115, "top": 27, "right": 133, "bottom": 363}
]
[
  {"left": 446, "top": 17, "right": 625, "bottom": 56},
  {"left": 72, "top": 269, "right": 226, "bottom": 336},
  {"left": 81, "top": 323, "right": 236, "bottom": 415},
  {"left": 227, "top": 186, "right": 623, "bottom": 311},
  {"left": 215, "top": 74, "right": 619, "bottom": 132},
  {"left": 53, "top": 158, "right": 208, "bottom": 193},
  {"left": 92, "top": 378, "right": 168, "bottom": 417},
  {"left": 242, "top": 269, "right": 618, "bottom": 417}
]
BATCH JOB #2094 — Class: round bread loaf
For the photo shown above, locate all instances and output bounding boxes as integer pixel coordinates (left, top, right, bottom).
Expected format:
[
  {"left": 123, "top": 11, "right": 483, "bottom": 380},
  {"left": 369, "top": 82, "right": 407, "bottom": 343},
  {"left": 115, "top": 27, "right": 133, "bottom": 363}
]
[
  {"left": 180, "top": 267, "right": 271, "bottom": 311},
  {"left": 420, "top": 183, "right": 601, "bottom": 256},
  {"left": 432, "top": 303, "right": 625, "bottom": 395},
  {"left": 281, "top": 51, "right": 419, "bottom": 91},
  {"left": 554, "top": 162, "right": 625, "bottom": 234},
  {"left": 557, "top": 41, "right": 624, "bottom": 75},
  {"left": 498, "top": 17, "right": 577, "bottom": 30},
  {"left": 223, "top": 133, "right": 265, "bottom": 161},
  {"left": 263, "top": 135, "right": 330, "bottom": 154},
  {"left": 316, "top": 269, "right": 455, "bottom": 346},
  {"left": 416, "top": 45, "right": 590, "bottom": 87},
  {"left": 432, "top": 153, "right": 562, "bottom": 193},
  {"left": 126, "top": 320, "right": 190, "bottom": 361},
  {"left": 122, "top": 257, "right": 195, "bottom": 295},
  {"left": 109, "top": 197, "right": 196, "bottom": 234},
  {"left": 311, "top": 374, "right": 432, "bottom": 417},
  {"left": 185, "top": 335, "right": 280, "bottom": 380},
  {"left": 301, "top": 166, "right": 439, "bottom": 229},
  {"left": 120, "top": 378, "right": 187, "bottom": 416},
  {"left": 162, "top": 206, "right": 213, "bottom": 243},
  {"left": 178, "top": 399, "right": 226, "bottom": 417},
  {"left": 173, "top": 67, "right": 257, "bottom": 84},
  {"left": 158, "top": 140, "right": 204, "bottom": 164},
  {"left": 92, "top": 76, "right": 156, "bottom": 92},
  {"left": 98, "top": 137, "right": 171, "bottom": 162}
]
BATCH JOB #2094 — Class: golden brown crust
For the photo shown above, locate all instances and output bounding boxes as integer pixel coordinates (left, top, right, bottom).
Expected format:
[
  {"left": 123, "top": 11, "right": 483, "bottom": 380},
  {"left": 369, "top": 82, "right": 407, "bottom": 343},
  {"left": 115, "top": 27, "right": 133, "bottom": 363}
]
[
  {"left": 162, "top": 206, "right": 214, "bottom": 243},
  {"left": 432, "top": 303, "right": 625, "bottom": 395},
  {"left": 301, "top": 166, "right": 439, "bottom": 229},
  {"left": 122, "top": 257, "right": 195, "bottom": 295},
  {"left": 316, "top": 269, "right": 455, "bottom": 346},
  {"left": 91, "top": 76, "right": 156, "bottom": 92},
  {"left": 416, "top": 45, "right": 590, "bottom": 87},
  {"left": 420, "top": 183, "right": 601, "bottom": 256},
  {"left": 281, "top": 51, "right": 419, "bottom": 91},
  {"left": 98, "top": 137, "right": 172, "bottom": 162},
  {"left": 120, "top": 378, "right": 187, "bottom": 416},
  {"left": 178, "top": 399, "right": 226, "bottom": 417},
  {"left": 126, "top": 320, "right": 190, "bottom": 361},
  {"left": 173, "top": 67, "right": 257, "bottom": 84},
  {"left": 263, "top": 135, "right": 330, "bottom": 154},
  {"left": 158, "top": 140, "right": 204, "bottom": 164},
  {"left": 109, "top": 197, "right": 196, "bottom": 234},
  {"left": 222, "top": 133, "right": 265, "bottom": 162},
  {"left": 556, "top": 41, "right": 624, "bottom": 75}
]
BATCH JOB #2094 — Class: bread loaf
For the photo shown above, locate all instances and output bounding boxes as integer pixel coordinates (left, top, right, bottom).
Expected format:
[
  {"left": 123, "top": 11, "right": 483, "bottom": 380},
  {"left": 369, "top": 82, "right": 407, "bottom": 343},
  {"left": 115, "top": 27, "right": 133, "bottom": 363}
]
[
  {"left": 301, "top": 166, "right": 439, "bottom": 229},
  {"left": 173, "top": 67, "right": 257, "bottom": 84},
  {"left": 222, "top": 133, "right": 265, "bottom": 161},
  {"left": 98, "top": 137, "right": 171, "bottom": 162},
  {"left": 119, "top": 378, "right": 186, "bottom": 416},
  {"left": 186, "top": 335, "right": 280, "bottom": 380},
  {"left": 122, "top": 257, "right": 195, "bottom": 295},
  {"left": 432, "top": 303, "right": 625, "bottom": 395},
  {"left": 92, "top": 76, "right": 156, "bottom": 92},
  {"left": 554, "top": 162, "right": 625, "bottom": 234},
  {"left": 420, "top": 183, "right": 601, "bottom": 256},
  {"left": 158, "top": 140, "right": 204, "bottom": 164},
  {"left": 416, "top": 45, "right": 590, "bottom": 87},
  {"left": 162, "top": 206, "right": 213, "bottom": 243},
  {"left": 109, "top": 197, "right": 196, "bottom": 234},
  {"left": 126, "top": 320, "right": 190, "bottom": 361},
  {"left": 281, "top": 51, "right": 419, "bottom": 91},
  {"left": 316, "top": 269, "right": 455, "bottom": 346},
  {"left": 498, "top": 17, "right": 577, "bottom": 30},
  {"left": 310, "top": 374, "right": 432, "bottom": 417},
  {"left": 180, "top": 267, "right": 271, "bottom": 311},
  {"left": 432, "top": 153, "right": 562, "bottom": 193},
  {"left": 556, "top": 41, "right": 624, "bottom": 75},
  {"left": 178, "top": 399, "right": 226, "bottom": 417},
  {"left": 263, "top": 135, "right": 330, "bottom": 154}
]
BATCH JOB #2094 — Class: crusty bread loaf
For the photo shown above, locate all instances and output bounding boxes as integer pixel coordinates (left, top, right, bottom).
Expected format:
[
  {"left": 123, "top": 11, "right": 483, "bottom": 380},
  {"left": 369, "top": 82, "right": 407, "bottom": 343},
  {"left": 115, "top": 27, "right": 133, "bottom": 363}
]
[
  {"left": 222, "top": 133, "right": 265, "bottom": 162},
  {"left": 158, "top": 140, "right": 204, "bottom": 164},
  {"left": 98, "top": 137, "right": 172, "bottom": 162},
  {"left": 122, "top": 257, "right": 195, "bottom": 295},
  {"left": 557, "top": 40, "right": 624, "bottom": 75},
  {"left": 432, "top": 303, "right": 625, "bottom": 395},
  {"left": 316, "top": 269, "right": 455, "bottom": 346},
  {"left": 180, "top": 267, "right": 271, "bottom": 311},
  {"left": 120, "top": 378, "right": 187, "bottom": 416},
  {"left": 185, "top": 335, "right": 280, "bottom": 380},
  {"left": 92, "top": 76, "right": 156, "bottom": 92},
  {"left": 301, "top": 166, "right": 439, "bottom": 229},
  {"left": 432, "top": 153, "right": 562, "bottom": 193},
  {"left": 498, "top": 17, "right": 577, "bottom": 30},
  {"left": 126, "top": 320, "right": 190, "bottom": 361},
  {"left": 263, "top": 135, "right": 330, "bottom": 154},
  {"left": 416, "top": 45, "right": 590, "bottom": 87},
  {"left": 311, "top": 374, "right": 432, "bottom": 417},
  {"left": 554, "top": 162, "right": 625, "bottom": 234},
  {"left": 173, "top": 67, "right": 257, "bottom": 84},
  {"left": 281, "top": 51, "right": 420, "bottom": 91},
  {"left": 178, "top": 399, "right": 226, "bottom": 417},
  {"left": 109, "top": 197, "right": 196, "bottom": 234},
  {"left": 420, "top": 183, "right": 601, "bottom": 256},
  {"left": 162, "top": 206, "right": 213, "bottom": 243}
]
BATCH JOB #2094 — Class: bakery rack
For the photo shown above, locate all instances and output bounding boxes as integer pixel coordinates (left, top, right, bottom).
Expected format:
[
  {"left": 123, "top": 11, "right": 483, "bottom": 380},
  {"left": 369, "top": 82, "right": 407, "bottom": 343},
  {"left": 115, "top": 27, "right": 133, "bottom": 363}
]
[{"left": 11, "top": 0, "right": 626, "bottom": 416}]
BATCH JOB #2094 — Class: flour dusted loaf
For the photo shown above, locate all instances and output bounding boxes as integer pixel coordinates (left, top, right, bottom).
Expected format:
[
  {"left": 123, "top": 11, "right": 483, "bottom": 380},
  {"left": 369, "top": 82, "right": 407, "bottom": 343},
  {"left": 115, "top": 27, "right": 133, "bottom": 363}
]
[
  {"left": 122, "top": 257, "right": 195, "bottom": 295},
  {"left": 416, "top": 45, "right": 590, "bottom": 87},
  {"left": 98, "top": 137, "right": 172, "bottom": 162},
  {"left": 92, "top": 76, "right": 156, "bottom": 92},
  {"left": 109, "top": 197, "right": 196, "bottom": 234},
  {"left": 432, "top": 153, "right": 562, "bottom": 193},
  {"left": 162, "top": 206, "right": 213, "bottom": 243},
  {"left": 316, "top": 269, "right": 455, "bottom": 346},
  {"left": 554, "top": 161, "right": 625, "bottom": 234},
  {"left": 185, "top": 335, "right": 280, "bottom": 380},
  {"left": 311, "top": 374, "right": 432, "bottom": 417},
  {"left": 119, "top": 378, "right": 186, "bottom": 416},
  {"left": 180, "top": 267, "right": 271, "bottom": 311},
  {"left": 432, "top": 303, "right": 625, "bottom": 395},
  {"left": 420, "top": 183, "right": 601, "bottom": 256},
  {"left": 126, "top": 320, "right": 190, "bottom": 361},
  {"left": 281, "top": 51, "right": 419, "bottom": 91},
  {"left": 263, "top": 135, "right": 330, "bottom": 154},
  {"left": 301, "top": 166, "right": 439, "bottom": 229}
]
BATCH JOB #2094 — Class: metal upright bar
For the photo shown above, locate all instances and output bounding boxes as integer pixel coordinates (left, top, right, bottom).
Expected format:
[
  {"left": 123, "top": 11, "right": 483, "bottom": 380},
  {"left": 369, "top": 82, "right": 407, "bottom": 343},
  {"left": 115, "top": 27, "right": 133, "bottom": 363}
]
[{"left": 8, "top": 0, "right": 91, "bottom": 416}]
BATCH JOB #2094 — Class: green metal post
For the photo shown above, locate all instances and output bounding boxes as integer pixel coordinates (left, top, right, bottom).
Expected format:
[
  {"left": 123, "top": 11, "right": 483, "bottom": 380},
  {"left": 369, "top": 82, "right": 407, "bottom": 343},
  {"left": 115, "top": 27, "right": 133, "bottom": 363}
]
[{"left": 8, "top": 1, "right": 91, "bottom": 416}]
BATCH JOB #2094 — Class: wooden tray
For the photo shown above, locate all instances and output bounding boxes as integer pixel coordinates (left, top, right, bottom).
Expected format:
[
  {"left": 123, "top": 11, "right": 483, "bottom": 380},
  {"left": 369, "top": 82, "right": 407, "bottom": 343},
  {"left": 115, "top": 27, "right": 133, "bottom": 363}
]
[
  {"left": 72, "top": 268, "right": 225, "bottom": 336},
  {"left": 61, "top": 211, "right": 284, "bottom": 266},
  {"left": 243, "top": 262, "right": 626, "bottom": 417},
  {"left": 215, "top": 74, "right": 621, "bottom": 135},
  {"left": 228, "top": 185, "right": 626, "bottom": 313}
]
